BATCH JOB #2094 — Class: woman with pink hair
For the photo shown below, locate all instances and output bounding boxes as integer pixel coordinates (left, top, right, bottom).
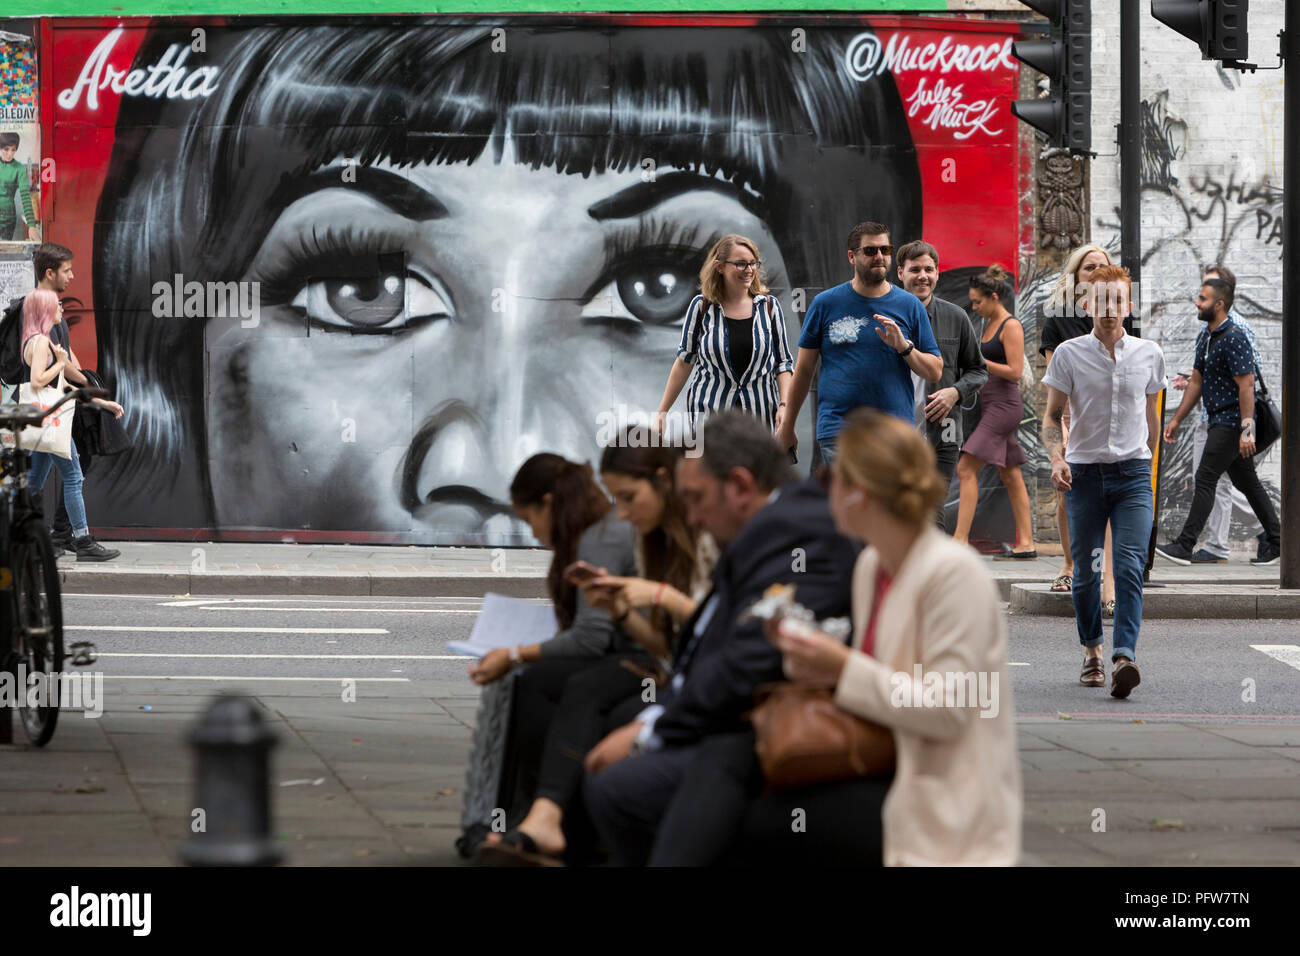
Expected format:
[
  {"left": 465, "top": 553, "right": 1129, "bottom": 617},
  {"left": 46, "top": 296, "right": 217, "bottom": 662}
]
[{"left": 21, "top": 289, "right": 123, "bottom": 561}]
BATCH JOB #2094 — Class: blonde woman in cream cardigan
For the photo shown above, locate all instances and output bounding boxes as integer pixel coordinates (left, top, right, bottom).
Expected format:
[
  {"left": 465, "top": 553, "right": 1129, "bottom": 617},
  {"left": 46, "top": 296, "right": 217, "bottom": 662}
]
[{"left": 772, "top": 408, "right": 1022, "bottom": 865}]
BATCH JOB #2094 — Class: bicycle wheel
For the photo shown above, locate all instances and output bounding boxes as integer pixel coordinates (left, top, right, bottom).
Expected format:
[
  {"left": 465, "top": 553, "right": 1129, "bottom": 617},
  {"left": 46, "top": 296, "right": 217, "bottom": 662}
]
[{"left": 12, "top": 520, "right": 63, "bottom": 746}]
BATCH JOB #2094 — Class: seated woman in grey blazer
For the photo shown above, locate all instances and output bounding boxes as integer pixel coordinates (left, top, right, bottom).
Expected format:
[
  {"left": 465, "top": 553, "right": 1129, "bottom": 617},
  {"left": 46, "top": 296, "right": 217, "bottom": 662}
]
[{"left": 456, "top": 453, "right": 640, "bottom": 857}]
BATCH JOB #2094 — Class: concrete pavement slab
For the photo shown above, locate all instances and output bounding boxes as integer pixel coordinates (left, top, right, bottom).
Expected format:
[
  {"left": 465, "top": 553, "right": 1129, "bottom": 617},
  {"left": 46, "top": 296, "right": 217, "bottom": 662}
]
[
  {"left": 1111, "top": 757, "right": 1300, "bottom": 779},
  {"left": 1203, "top": 725, "right": 1300, "bottom": 746},
  {"left": 0, "top": 814, "right": 172, "bottom": 866}
]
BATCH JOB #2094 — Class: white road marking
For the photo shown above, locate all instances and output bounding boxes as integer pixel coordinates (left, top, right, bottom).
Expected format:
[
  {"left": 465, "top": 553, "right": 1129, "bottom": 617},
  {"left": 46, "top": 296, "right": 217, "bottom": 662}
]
[
  {"left": 198, "top": 607, "right": 482, "bottom": 614},
  {"left": 96, "top": 653, "right": 473, "bottom": 660},
  {"left": 99, "top": 675, "right": 410, "bottom": 682},
  {"left": 1009, "top": 662, "right": 1030, "bottom": 666},
  {"left": 1251, "top": 644, "right": 1300, "bottom": 672},
  {"left": 156, "top": 596, "right": 496, "bottom": 607},
  {"left": 66, "top": 625, "right": 389, "bottom": 634}
]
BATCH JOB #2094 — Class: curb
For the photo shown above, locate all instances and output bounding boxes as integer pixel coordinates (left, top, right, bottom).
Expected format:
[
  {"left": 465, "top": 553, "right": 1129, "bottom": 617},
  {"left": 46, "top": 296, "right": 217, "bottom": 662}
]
[
  {"left": 59, "top": 570, "right": 549, "bottom": 599},
  {"left": 1010, "top": 582, "right": 1300, "bottom": 619}
]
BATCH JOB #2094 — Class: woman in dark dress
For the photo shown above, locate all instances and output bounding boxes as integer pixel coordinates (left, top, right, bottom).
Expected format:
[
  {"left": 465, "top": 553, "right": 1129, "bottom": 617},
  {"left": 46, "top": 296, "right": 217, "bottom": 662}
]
[{"left": 953, "top": 265, "right": 1036, "bottom": 557}]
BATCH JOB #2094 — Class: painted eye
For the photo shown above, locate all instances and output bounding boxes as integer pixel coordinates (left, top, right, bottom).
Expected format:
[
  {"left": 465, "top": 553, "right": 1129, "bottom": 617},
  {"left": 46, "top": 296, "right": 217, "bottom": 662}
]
[
  {"left": 289, "top": 254, "right": 452, "bottom": 331},
  {"left": 582, "top": 252, "right": 698, "bottom": 327}
]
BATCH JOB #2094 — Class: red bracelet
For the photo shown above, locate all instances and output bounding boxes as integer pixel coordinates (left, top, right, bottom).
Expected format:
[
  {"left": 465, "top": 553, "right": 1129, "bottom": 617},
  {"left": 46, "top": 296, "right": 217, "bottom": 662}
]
[{"left": 652, "top": 581, "right": 668, "bottom": 610}]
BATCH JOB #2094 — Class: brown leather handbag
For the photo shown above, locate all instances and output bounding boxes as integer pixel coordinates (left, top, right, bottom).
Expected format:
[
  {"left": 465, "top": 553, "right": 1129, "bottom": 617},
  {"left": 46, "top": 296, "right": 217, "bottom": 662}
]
[{"left": 749, "top": 682, "right": 895, "bottom": 790}]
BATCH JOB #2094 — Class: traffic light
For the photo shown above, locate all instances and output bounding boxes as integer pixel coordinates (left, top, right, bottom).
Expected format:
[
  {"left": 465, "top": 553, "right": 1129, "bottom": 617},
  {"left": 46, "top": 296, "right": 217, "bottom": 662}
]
[
  {"left": 1151, "top": 0, "right": 1248, "bottom": 62},
  {"left": 1011, "top": 0, "right": 1092, "bottom": 152}
]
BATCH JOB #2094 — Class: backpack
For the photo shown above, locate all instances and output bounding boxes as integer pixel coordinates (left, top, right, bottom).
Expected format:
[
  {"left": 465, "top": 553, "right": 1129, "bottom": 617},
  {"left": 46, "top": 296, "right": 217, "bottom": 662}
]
[{"left": 0, "top": 296, "right": 26, "bottom": 386}]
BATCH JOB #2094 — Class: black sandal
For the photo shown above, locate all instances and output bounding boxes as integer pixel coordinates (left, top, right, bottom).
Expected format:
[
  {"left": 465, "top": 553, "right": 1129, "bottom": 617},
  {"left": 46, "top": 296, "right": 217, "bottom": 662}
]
[{"left": 476, "top": 829, "right": 565, "bottom": 867}]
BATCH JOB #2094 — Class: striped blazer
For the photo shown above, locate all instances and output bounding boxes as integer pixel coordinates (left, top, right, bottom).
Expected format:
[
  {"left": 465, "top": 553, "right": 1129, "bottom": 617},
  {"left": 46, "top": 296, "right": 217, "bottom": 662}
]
[{"left": 675, "top": 293, "right": 794, "bottom": 430}]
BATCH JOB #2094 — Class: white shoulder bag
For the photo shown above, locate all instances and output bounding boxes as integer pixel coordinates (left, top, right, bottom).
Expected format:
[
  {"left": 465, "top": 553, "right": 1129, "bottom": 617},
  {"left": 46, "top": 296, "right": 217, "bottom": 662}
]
[{"left": 18, "top": 369, "right": 73, "bottom": 459}]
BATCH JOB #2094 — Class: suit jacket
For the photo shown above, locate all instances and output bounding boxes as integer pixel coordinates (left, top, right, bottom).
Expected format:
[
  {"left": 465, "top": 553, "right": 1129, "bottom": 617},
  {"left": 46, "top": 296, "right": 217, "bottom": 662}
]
[
  {"left": 654, "top": 476, "right": 859, "bottom": 747},
  {"left": 834, "top": 525, "right": 1022, "bottom": 865}
]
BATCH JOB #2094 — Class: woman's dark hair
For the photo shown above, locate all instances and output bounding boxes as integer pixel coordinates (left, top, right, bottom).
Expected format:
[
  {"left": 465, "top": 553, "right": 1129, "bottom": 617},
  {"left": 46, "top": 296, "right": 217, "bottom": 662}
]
[
  {"left": 969, "top": 263, "right": 1014, "bottom": 302},
  {"left": 600, "top": 437, "right": 696, "bottom": 639},
  {"left": 92, "top": 21, "right": 922, "bottom": 521},
  {"left": 510, "top": 453, "right": 610, "bottom": 630}
]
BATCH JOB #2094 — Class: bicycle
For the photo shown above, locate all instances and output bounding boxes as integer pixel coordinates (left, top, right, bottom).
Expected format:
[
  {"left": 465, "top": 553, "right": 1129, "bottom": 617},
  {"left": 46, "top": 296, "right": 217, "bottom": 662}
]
[{"left": 0, "top": 385, "right": 106, "bottom": 746}]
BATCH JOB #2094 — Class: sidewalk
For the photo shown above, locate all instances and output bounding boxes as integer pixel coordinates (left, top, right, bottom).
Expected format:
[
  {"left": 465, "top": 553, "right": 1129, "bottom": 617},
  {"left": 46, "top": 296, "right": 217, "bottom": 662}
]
[
  {"left": 3, "top": 683, "right": 1298, "bottom": 866},
  {"left": 54, "top": 541, "right": 1296, "bottom": 618}
]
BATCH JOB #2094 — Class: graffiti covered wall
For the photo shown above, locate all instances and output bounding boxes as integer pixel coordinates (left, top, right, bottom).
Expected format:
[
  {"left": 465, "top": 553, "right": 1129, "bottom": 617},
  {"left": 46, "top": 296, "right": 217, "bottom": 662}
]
[
  {"left": 44, "top": 15, "right": 1026, "bottom": 544},
  {"left": 1087, "top": 0, "right": 1284, "bottom": 549}
]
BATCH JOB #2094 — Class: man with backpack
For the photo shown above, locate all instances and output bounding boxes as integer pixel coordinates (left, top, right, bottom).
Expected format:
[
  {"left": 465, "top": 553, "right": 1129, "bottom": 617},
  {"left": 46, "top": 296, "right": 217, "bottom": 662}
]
[{"left": 1, "top": 242, "right": 121, "bottom": 560}]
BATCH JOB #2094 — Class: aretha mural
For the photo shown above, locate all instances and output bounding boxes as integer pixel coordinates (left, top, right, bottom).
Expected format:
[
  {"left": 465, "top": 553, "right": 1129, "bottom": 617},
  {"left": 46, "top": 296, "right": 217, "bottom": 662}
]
[{"left": 50, "top": 18, "right": 1023, "bottom": 544}]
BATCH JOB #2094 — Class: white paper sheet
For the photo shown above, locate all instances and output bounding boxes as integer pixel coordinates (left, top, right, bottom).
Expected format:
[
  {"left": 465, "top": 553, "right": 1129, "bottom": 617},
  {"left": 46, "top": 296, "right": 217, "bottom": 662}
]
[{"left": 447, "top": 592, "right": 557, "bottom": 658}]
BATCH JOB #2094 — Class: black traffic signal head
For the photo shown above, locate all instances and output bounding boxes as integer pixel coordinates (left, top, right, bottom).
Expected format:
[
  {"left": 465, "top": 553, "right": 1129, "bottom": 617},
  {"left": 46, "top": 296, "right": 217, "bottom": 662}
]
[
  {"left": 1151, "top": 0, "right": 1249, "bottom": 61},
  {"left": 1011, "top": 0, "right": 1092, "bottom": 151}
]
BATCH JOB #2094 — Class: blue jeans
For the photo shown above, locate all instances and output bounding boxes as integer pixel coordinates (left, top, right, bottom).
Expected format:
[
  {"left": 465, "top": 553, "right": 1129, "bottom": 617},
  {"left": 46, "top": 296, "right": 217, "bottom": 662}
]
[
  {"left": 28, "top": 438, "right": 89, "bottom": 539},
  {"left": 817, "top": 437, "right": 838, "bottom": 468},
  {"left": 1064, "top": 458, "right": 1152, "bottom": 662}
]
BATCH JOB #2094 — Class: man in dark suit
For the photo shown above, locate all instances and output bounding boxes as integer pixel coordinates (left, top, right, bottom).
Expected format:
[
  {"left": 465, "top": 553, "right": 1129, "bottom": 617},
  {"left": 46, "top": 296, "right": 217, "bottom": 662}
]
[{"left": 582, "top": 410, "right": 858, "bottom": 865}]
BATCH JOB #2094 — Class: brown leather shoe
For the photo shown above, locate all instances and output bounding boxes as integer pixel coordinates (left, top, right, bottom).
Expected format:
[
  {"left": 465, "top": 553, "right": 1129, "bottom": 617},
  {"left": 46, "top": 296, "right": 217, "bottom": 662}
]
[
  {"left": 1080, "top": 656, "right": 1105, "bottom": 687},
  {"left": 1111, "top": 658, "right": 1141, "bottom": 699}
]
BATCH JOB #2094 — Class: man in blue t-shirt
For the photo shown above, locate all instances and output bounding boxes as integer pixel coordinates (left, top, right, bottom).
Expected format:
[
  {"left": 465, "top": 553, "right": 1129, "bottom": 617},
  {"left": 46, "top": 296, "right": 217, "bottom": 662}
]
[{"left": 778, "top": 221, "right": 941, "bottom": 465}]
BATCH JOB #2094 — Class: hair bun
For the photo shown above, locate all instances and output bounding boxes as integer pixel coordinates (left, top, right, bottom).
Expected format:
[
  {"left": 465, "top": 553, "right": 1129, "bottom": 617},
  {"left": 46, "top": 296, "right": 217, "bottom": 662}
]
[{"left": 986, "top": 263, "right": 1008, "bottom": 280}]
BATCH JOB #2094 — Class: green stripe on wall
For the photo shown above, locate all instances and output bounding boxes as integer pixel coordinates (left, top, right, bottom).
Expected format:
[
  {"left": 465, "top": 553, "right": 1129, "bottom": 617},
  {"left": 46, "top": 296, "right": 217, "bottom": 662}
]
[{"left": 4, "top": 0, "right": 948, "bottom": 18}]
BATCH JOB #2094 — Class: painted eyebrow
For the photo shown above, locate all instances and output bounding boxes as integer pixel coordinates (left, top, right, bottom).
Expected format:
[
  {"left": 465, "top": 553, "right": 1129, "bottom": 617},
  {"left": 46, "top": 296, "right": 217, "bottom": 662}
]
[
  {"left": 273, "top": 166, "right": 449, "bottom": 221},
  {"left": 587, "top": 171, "right": 766, "bottom": 222}
]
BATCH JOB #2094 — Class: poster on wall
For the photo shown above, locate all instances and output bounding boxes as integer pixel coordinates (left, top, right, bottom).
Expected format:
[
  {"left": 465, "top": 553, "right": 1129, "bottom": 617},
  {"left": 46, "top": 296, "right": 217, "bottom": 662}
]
[
  {"left": 0, "top": 250, "right": 33, "bottom": 307},
  {"left": 46, "top": 15, "right": 1024, "bottom": 544},
  {"left": 0, "top": 26, "right": 40, "bottom": 243}
]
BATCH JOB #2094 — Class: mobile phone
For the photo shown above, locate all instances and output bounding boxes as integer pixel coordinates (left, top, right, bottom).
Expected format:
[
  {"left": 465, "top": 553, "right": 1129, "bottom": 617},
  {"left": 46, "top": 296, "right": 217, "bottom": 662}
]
[{"left": 564, "top": 560, "right": 603, "bottom": 585}]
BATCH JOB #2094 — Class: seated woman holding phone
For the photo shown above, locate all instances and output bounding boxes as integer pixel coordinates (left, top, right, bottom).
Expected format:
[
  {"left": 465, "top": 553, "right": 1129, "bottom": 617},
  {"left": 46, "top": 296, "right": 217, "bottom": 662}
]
[
  {"left": 477, "top": 436, "right": 716, "bottom": 866},
  {"left": 457, "top": 452, "right": 639, "bottom": 857}
]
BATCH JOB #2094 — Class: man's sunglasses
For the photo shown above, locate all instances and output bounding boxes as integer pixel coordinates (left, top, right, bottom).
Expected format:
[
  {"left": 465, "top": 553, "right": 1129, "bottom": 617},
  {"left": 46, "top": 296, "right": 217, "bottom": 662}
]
[{"left": 856, "top": 245, "right": 894, "bottom": 258}]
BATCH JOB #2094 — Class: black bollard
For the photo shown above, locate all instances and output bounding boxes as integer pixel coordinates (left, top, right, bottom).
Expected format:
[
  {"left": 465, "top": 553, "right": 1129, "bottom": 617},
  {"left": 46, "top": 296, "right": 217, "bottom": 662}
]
[{"left": 180, "top": 695, "right": 281, "bottom": 866}]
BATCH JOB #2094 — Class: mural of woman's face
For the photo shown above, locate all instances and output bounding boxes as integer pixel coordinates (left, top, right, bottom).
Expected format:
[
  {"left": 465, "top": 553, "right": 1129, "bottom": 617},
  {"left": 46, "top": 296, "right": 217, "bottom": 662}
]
[{"left": 204, "top": 157, "right": 790, "bottom": 542}]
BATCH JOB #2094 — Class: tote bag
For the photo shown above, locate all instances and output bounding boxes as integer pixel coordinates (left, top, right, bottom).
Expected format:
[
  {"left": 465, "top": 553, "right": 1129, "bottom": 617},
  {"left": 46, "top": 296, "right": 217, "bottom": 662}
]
[{"left": 17, "top": 370, "right": 73, "bottom": 459}]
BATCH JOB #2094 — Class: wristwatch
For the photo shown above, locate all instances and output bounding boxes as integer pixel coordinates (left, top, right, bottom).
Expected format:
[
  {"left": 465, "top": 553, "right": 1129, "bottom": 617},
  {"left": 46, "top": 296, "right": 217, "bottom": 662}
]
[{"left": 899, "top": 339, "right": 915, "bottom": 357}]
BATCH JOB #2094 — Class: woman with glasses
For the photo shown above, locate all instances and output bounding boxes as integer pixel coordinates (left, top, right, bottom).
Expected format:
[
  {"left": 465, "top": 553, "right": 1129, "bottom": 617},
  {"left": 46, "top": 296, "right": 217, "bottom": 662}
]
[{"left": 655, "top": 235, "right": 794, "bottom": 437}]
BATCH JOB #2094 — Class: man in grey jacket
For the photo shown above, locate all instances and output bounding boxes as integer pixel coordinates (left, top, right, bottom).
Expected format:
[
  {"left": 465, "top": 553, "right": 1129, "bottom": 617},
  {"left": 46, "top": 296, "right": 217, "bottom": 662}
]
[{"left": 896, "top": 240, "right": 988, "bottom": 524}]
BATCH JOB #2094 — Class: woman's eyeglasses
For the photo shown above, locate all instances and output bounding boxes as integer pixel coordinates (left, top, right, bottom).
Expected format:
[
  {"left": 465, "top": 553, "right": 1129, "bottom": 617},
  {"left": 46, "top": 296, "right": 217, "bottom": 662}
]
[{"left": 723, "top": 259, "right": 761, "bottom": 271}]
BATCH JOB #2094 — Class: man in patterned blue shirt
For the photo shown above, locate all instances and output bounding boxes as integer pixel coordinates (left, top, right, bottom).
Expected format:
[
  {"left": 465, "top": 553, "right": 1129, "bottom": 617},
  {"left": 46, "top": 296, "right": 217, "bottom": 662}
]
[
  {"left": 1157, "top": 278, "right": 1281, "bottom": 566},
  {"left": 1170, "top": 266, "right": 1266, "bottom": 563}
]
